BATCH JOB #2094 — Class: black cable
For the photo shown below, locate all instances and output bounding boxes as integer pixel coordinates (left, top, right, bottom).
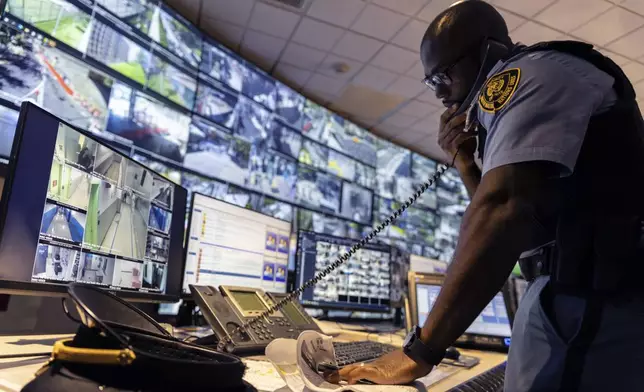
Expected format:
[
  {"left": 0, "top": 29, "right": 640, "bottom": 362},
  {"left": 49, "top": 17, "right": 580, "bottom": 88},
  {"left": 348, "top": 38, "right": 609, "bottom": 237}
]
[{"left": 0, "top": 352, "right": 50, "bottom": 359}]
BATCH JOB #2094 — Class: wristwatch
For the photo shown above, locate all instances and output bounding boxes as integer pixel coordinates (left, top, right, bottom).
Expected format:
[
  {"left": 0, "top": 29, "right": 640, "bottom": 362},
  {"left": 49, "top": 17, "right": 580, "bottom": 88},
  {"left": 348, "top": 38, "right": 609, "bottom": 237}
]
[{"left": 402, "top": 326, "right": 446, "bottom": 367}]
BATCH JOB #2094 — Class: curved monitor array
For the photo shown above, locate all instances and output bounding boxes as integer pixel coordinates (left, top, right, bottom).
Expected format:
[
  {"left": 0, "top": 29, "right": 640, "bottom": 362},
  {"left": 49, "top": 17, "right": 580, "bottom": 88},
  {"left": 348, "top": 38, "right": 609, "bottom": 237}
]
[{"left": 0, "top": 0, "right": 469, "bottom": 264}]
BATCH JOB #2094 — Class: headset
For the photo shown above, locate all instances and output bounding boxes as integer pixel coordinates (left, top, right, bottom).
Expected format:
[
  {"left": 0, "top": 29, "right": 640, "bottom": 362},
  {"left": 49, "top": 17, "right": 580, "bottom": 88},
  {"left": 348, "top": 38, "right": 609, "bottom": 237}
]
[{"left": 215, "top": 38, "right": 511, "bottom": 352}]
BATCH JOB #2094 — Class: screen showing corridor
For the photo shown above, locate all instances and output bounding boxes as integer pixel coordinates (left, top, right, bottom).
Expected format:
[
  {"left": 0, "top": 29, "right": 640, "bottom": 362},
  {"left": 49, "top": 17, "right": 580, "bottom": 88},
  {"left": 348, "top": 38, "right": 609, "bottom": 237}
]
[
  {"left": 182, "top": 194, "right": 291, "bottom": 294},
  {"left": 32, "top": 122, "right": 177, "bottom": 293}
]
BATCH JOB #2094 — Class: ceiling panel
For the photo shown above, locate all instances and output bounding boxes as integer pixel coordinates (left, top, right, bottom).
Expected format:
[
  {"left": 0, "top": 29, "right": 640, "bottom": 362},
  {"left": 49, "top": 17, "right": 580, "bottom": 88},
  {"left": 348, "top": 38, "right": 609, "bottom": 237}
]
[
  {"left": 406, "top": 60, "right": 425, "bottom": 78},
  {"left": 386, "top": 75, "right": 425, "bottom": 98},
  {"left": 607, "top": 26, "right": 644, "bottom": 58},
  {"left": 571, "top": 6, "right": 644, "bottom": 46},
  {"left": 497, "top": 9, "right": 528, "bottom": 32},
  {"left": 332, "top": 31, "right": 385, "bottom": 62},
  {"left": 280, "top": 42, "right": 327, "bottom": 69},
  {"left": 240, "top": 30, "right": 287, "bottom": 70},
  {"left": 304, "top": 73, "right": 347, "bottom": 96},
  {"left": 317, "top": 54, "right": 363, "bottom": 80},
  {"left": 371, "top": 45, "right": 418, "bottom": 73},
  {"left": 247, "top": 1, "right": 301, "bottom": 39},
  {"left": 391, "top": 19, "right": 427, "bottom": 51},
  {"left": 350, "top": 4, "right": 409, "bottom": 41},
  {"left": 621, "top": 62, "right": 644, "bottom": 84},
  {"left": 273, "top": 62, "right": 312, "bottom": 88},
  {"left": 203, "top": 0, "right": 256, "bottom": 26},
  {"left": 492, "top": 0, "right": 557, "bottom": 18},
  {"left": 200, "top": 18, "right": 245, "bottom": 50},
  {"left": 512, "top": 21, "right": 565, "bottom": 44},
  {"left": 619, "top": 0, "right": 644, "bottom": 16},
  {"left": 371, "top": 0, "right": 429, "bottom": 16},
  {"left": 306, "top": 0, "right": 366, "bottom": 28},
  {"left": 535, "top": 0, "right": 612, "bottom": 32},
  {"left": 351, "top": 65, "right": 399, "bottom": 91},
  {"left": 291, "top": 18, "right": 345, "bottom": 51}
]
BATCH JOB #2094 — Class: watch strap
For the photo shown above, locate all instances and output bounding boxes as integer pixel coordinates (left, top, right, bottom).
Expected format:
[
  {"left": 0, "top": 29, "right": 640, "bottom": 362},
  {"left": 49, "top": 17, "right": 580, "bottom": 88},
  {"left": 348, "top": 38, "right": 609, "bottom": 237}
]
[{"left": 403, "top": 326, "right": 446, "bottom": 366}]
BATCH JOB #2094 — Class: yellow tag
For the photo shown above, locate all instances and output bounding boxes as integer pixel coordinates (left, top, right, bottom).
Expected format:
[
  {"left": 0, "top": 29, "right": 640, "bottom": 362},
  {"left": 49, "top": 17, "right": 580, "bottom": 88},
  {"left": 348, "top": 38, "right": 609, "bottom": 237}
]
[{"left": 478, "top": 68, "right": 521, "bottom": 113}]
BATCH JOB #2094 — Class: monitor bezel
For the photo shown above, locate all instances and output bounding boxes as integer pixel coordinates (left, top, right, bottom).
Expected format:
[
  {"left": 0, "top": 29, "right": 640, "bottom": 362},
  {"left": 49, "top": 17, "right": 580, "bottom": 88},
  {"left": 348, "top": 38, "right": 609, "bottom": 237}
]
[
  {"left": 0, "top": 102, "right": 185, "bottom": 303},
  {"left": 180, "top": 191, "right": 292, "bottom": 295},
  {"left": 407, "top": 270, "right": 514, "bottom": 352},
  {"left": 294, "top": 229, "right": 393, "bottom": 313}
]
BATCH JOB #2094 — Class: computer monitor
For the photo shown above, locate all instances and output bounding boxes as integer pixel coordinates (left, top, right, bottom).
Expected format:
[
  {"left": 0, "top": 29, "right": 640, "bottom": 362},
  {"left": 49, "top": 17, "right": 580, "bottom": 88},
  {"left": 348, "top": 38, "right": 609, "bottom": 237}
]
[
  {"left": 295, "top": 230, "right": 392, "bottom": 312},
  {"left": 182, "top": 193, "right": 291, "bottom": 294},
  {"left": 408, "top": 271, "right": 512, "bottom": 351},
  {"left": 0, "top": 103, "right": 187, "bottom": 302},
  {"left": 409, "top": 254, "right": 448, "bottom": 274}
]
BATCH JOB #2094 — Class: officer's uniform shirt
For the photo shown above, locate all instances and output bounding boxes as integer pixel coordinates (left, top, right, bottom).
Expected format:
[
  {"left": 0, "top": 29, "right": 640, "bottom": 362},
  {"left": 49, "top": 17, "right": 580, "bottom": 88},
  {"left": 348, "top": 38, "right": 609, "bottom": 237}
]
[
  {"left": 477, "top": 49, "right": 616, "bottom": 177},
  {"left": 472, "top": 49, "right": 643, "bottom": 392}
]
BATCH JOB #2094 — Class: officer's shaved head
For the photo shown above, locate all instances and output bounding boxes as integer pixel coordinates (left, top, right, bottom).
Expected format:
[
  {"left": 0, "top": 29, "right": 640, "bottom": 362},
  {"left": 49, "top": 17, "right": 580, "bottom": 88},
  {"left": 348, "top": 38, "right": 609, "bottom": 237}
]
[
  {"left": 420, "top": 0, "right": 512, "bottom": 107},
  {"left": 421, "top": 0, "right": 511, "bottom": 70}
]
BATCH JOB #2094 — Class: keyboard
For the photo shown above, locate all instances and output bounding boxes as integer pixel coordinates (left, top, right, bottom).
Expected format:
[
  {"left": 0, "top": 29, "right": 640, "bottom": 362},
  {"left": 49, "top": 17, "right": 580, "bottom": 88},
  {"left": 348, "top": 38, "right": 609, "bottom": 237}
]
[
  {"left": 332, "top": 341, "right": 398, "bottom": 367},
  {"left": 448, "top": 361, "right": 506, "bottom": 392}
]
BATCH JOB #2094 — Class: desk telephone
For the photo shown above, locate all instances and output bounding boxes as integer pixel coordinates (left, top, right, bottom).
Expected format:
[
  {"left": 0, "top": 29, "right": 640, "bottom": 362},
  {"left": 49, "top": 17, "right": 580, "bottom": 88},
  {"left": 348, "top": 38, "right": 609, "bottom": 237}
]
[{"left": 190, "top": 285, "right": 321, "bottom": 354}]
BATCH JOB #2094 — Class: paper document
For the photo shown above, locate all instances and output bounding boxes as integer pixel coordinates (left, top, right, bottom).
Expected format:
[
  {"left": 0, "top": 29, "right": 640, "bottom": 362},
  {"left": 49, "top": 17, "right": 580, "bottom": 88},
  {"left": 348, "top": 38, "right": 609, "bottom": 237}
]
[{"left": 264, "top": 331, "right": 458, "bottom": 392}]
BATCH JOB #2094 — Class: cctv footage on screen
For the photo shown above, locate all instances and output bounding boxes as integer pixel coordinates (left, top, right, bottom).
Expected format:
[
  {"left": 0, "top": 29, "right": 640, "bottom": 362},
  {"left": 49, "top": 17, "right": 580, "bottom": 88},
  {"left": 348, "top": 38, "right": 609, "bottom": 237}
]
[
  {"left": 298, "top": 232, "right": 391, "bottom": 311},
  {"left": 31, "top": 123, "right": 174, "bottom": 293}
]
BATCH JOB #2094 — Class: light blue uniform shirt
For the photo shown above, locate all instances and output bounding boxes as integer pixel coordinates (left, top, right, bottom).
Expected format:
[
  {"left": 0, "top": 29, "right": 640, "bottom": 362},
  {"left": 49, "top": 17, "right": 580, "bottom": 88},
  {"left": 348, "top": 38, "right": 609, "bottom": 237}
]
[{"left": 477, "top": 49, "right": 616, "bottom": 176}]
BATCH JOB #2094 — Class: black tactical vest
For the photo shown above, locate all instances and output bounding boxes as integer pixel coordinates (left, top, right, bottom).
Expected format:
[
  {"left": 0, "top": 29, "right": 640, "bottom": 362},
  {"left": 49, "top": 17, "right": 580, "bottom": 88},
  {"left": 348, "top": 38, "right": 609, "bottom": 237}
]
[{"left": 477, "top": 41, "right": 644, "bottom": 295}]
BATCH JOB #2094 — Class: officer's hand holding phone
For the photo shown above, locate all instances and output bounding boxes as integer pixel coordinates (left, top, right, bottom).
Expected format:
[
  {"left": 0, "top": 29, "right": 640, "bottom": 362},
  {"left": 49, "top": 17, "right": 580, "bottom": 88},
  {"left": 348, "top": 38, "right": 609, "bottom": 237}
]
[{"left": 438, "top": 104, "right": 476, "bottom": 166}]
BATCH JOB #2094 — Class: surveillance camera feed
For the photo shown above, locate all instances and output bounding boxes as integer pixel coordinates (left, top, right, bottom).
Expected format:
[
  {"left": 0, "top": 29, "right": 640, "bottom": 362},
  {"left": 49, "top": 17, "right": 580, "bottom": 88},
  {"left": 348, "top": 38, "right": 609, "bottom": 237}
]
[
  {"left": 184, "top": 116, "right": 250, "bottom": 187},
  {"left": 376, "top": 140, "right": 411, "bottom": 200},
  {"left": 234, "top": 96, "right": 271, "bottom": 143},
  {"left": 296, "top": 167, "right": 341, "bottom": 214},
  {"left": 299, "top": 139, "right": 328, "bottom": 170},
  {"left": 248, "top": 149, "right": 297, "bottom": 202},
  {"left": 297, "top": 231, "right": 391, "bottom": 311},
  {"left": 194, "top": 82, "right": 239, "bottom": 129},
  {"left": 267, "top": 119, "right": 302, "bottom": 159},
  {"left": 340, "top": 183, "right": 373, "bottom": 224},
  {"left": 131, "top": 154, "right": 182, "bottom": 185},
  {"left": 354, "top": 161, "right": 376, "bottom": 190},
  {"left": 298, "top": 209, "right": 348, "bottom": 238},
  {"left": 105, "top": 82, "right": 191, "bottom": 164},
  {"left": 200, "top": 39, "right": 244, "bottom": 92},
  {"left": 0, "top": 106, "right": 19, "bottom": 158},
  {"left": 261, "top": 197, "right": 294, "bottom": 222},
  {"left": 327, "top": 150, "right": 356, "bottom": 182},
  {"left": 275, "top": 82, "right": 305, "bottom": 130},
  {"left": 32, "top": 122, "right": 175, "bottom": 293},
  {"left": 301, "top": 100, "right": 329, "bottom": 143},
  {"left": 327, "top": 120, "right": 378, "bottom": 168},
  {"left": 240, "top": 66, "right": 276, "bottom": 111}
]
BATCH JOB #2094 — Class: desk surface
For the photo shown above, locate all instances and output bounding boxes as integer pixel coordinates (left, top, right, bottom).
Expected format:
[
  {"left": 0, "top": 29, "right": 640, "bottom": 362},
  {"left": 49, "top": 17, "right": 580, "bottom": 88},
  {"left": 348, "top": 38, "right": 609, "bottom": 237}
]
[{"left": 0, "top": 324, "right": 507, "bottom": 392}]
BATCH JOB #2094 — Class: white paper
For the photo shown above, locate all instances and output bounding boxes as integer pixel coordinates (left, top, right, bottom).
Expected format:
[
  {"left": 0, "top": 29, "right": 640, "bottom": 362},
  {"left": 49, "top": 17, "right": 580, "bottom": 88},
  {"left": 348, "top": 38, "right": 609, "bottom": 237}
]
[{"left": 264, "top": 331, "right": 457, "bottom": 392}]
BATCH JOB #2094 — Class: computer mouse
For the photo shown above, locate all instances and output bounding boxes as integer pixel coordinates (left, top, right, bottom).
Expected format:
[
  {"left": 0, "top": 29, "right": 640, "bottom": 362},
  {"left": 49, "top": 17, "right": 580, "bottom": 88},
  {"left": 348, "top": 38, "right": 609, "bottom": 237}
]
[{"left": 444, "top": 346, "right": 461, "bottom": 361}]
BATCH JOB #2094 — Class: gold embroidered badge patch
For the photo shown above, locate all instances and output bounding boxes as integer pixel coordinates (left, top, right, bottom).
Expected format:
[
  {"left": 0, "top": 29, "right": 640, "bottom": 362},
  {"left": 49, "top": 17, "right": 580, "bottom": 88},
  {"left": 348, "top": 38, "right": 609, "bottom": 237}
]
[{"left": 478, "top": 68, "right": 521, "bottom": 113}]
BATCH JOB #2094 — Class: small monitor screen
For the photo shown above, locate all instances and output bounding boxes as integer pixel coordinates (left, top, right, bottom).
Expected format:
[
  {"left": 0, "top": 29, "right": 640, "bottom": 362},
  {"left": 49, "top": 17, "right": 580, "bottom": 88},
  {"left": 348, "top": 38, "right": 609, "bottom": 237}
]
[
  {"left": 340, "top": 183, "right": 373, "bottom": 224},
  {"left": 416, "top": 285, "right": 511, "bottom": 338},
  {"left": 234, "top": 96, "right": 271, "bottom": 143},
  {"left": 410, "top": 255, "right": 448, "bottom": 274},
  {"left": 268, "top": 119, "right": 302, "bottom": 159},
  {"left": 231, "top": 290, "right": 268, "bottom": 312},
  {"left": 296, "top": 167, "right": 341, "bottom": 214},
  {"left": 327, "top": 151, "right": 356, "bottom": 182},
  {"left": 183, "top": 194, "right": 291, "bottom": 293},
  {"left": 200, "top": 40, "right": 244, "bottom": 92},
  {"left": 195, "top": 82, "right": 239, "bottom": 130},
  {"left": 296, "top": 231, "right": 391, "bottom": 312},
  {"left": 331, "top": 121, "right": 377, "bottom": 167},
  {"left": 281, "top": 301, "right": 310, "bottom": 326},
  {"left": 248, "top": 150, "right": 297, "bottom": 202},
  {"left": 275, "top": 83, "right": 305, "bottom": 130},
  {"left": 301, "top": 100, "right": 328, "bottom": 142},
  {"left": 0, "top": 103, "right": 187, "bottom": 300},
  {"left": 299, "top": 139, "right": 329, "bottom": 170},
  {"left": 241, "top": 66, "right": 276, "bottom": 111},
  {"left": 376, "top": 140, "right": 411, "bottom": 199}
]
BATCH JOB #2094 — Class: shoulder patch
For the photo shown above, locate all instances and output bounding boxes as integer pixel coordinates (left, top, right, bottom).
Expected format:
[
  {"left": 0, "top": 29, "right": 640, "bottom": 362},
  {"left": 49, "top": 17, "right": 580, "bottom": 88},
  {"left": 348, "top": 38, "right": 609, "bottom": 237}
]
[{"left": 478, "top": 68, "right": 521, "bottom": 113}]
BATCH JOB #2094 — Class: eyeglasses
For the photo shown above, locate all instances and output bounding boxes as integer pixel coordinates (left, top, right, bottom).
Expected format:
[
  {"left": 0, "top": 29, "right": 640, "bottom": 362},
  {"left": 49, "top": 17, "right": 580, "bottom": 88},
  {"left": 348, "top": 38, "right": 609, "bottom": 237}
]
[{"left": 422, "top": 54, "right": 467, "bottom": 91}]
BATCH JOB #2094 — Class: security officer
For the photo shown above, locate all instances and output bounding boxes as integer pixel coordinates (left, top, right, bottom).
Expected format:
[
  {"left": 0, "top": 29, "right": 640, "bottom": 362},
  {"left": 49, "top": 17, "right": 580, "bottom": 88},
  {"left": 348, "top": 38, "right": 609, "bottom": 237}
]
[{"left": 337, "top": 1, "right": 644, "bottom": 390}]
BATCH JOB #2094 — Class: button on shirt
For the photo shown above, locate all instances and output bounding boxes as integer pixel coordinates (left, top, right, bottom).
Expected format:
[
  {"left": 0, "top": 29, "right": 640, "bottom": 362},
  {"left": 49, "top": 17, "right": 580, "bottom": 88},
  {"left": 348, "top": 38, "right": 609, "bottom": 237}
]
[{"left": 477, "top": 49, "right": 617, "bottom": 176}]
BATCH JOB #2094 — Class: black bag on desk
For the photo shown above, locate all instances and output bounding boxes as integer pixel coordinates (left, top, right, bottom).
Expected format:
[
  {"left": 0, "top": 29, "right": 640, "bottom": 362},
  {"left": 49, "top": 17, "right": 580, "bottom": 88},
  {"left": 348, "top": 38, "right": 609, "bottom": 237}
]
[{"left": 22, "top": 283, "right": 256, "bottom": 392}]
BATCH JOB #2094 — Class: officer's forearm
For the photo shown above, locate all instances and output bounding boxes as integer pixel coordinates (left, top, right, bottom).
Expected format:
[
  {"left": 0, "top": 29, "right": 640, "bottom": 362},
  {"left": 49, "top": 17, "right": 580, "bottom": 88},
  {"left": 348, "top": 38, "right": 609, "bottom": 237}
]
[
  {"left": 454, "top": 158, "right": 481, "bottom": 199},
  {"left": 419, "top": 175, "right": 534, "bottom": 349}
]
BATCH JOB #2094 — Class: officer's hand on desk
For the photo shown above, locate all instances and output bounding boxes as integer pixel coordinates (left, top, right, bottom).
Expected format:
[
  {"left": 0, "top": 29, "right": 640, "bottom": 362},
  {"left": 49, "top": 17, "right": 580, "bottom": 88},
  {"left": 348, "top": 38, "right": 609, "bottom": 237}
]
[
  {"left": 438, "top": 105, "right": 476, "bottom": 164},
  {"left": 335, "top": 350, "right": 432, "bottom": 385}
]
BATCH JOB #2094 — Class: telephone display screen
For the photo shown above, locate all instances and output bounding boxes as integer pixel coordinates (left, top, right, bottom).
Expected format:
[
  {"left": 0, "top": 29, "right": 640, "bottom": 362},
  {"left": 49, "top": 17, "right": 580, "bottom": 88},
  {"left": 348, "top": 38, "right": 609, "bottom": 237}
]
[
  {"left": 281, "top": 301, "right": 309, "bottom": 325},
  {"left": 231, "top": 291, "right": 267, "bottom": 312}
]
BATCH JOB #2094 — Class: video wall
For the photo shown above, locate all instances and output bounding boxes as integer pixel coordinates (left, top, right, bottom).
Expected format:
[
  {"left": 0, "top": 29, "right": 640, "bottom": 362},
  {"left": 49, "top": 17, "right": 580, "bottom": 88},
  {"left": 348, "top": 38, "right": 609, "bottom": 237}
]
[{"left": 0, "top": 0, "right": 469, "bottom": 264}]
